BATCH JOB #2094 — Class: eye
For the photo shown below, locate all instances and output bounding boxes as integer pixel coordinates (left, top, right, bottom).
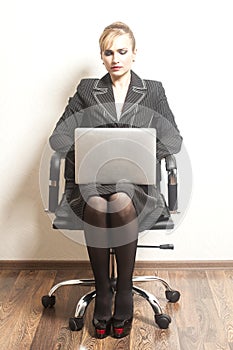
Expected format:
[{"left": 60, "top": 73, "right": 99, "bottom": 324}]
[
  {"left": 119, "top": 49, "right": 127, "bottom": 55},
  {"left": 104, "top": 50, "right": 113, "bottom": 56}
]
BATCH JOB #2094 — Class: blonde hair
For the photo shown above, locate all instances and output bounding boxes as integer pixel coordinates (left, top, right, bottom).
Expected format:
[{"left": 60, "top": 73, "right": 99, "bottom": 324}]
[{"left": 99, "top": 22, "right": 136, "bottom": 53}]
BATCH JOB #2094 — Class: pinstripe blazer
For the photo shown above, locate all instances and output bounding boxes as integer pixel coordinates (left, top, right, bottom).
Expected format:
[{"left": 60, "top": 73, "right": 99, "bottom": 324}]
[{"left": 49, "top": 70, "right": 182, "bottom": 161}]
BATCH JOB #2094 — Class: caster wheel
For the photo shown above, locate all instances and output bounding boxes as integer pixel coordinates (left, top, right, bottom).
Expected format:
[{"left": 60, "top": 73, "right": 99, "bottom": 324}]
[
  {"left": 69, "top": 317, "right": 84, "bottom": 331},
  {"left": 165, "top": 290, "right": 180, "bottom": 303},
  {"left": 41, "top": 295, "right": 56, "bottom": 308},
  {"left": 155, "top": 314, "right": 171, "bottom": 329}
]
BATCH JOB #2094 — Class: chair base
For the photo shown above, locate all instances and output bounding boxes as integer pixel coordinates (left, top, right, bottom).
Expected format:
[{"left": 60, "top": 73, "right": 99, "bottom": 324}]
[{"left": 42, "top": 275, "right": 180, "bottom": 331}]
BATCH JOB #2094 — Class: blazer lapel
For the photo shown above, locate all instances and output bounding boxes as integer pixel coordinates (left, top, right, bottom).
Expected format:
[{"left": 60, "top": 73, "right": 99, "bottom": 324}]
[
  {"left": 92, "top": 73, "right": 117, "bottom": 121},
  {"left": 121, "top": 71, "right": 147, "bottom": 118},
  {"left": 92, "top": 71, "right": 147, "bottom": 122}
]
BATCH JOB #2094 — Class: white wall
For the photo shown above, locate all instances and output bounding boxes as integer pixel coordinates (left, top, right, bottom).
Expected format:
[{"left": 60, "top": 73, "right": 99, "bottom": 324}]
[{"left": 0, "top": 0, "right": 232, "bottom": 261}]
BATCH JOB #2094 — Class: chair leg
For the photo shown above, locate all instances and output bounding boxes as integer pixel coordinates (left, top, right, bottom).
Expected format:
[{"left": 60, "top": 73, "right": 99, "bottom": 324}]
[
  {"left": 48, "top": 278, "right": 95, "bottom": 296},
  {"left": 132, "top": 285, "right": 163, "bottom": 315},
  {"left": 132, "top": 275, "right": 180, "bottom": 303},
  {"left": 74, "top": 290, "right": 96, "bottom": 318},
  {"left": 69, "top": 289, "right": 96, "bottom": 331},
  {"left": 42, "top": 278, "right": 97, "bottom": 331},
  {"left": 132, "top": 275, "right": 180, "bottom": 329},
  {"left": 41, "top": 278, "right": 95, "bottom": 309},
  {"left": 132, "top": 285, "right": 172, "bottom": 329}
]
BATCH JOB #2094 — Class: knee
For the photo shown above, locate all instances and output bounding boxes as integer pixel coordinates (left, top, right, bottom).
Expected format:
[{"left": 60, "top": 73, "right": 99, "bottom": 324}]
[
  {"left": 84, "top": 196, "right": 108, "bottom": 227},
  {"left": 108, "top": 192, "right": 135, "bottom": 218},
  {"left": 86, "top": 196, "right": 108, "bottom": 214}
]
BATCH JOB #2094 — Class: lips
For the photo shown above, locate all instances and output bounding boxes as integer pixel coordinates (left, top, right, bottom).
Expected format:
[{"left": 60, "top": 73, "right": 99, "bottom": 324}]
[{"left": 111, "top": 66, "right": 122, "bottom": 70}]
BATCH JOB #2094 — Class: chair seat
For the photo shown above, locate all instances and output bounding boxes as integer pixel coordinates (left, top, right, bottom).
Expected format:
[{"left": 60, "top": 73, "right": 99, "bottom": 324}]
[
  {"left": 52, "top": 191, "right": 173, "bottom": 231},
  {"left": 53, "top": 216, "right": 82, "bottom": 230},
  {"left": 53, "top": 214, "right": 174, "bottom": 231},
  {"left": 150, "top": 216, "right": 174, "bottom": 230}
]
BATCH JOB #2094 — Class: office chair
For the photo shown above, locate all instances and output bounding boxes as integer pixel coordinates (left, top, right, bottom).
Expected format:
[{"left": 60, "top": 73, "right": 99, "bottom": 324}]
[{"left": 42, "top": 151, "right": 180, "bottom": 331}]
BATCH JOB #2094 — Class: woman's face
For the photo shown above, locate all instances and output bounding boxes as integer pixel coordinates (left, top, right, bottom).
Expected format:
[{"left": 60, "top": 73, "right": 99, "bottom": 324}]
[{"left": 101, "top": 34, "right": 136, "bottom": 79}]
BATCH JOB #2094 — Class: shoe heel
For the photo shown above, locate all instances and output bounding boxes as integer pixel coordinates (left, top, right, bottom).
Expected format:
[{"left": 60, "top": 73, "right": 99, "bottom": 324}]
[
  {"left": 112, "top": 318, "right": 133, "bottom": 338},
  {"left": 95, "top": 328, "right": 108, "bottom": 339},
  {"left": 93, "top": 318, "right": 112, "bottom": 339}
]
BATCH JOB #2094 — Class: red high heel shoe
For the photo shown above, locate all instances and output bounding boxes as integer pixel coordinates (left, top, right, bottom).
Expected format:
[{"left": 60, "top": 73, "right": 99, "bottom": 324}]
[
  {"left": 92, "top": 318, "right": 112, "bottom": 339},
  {"left": 112, "top": 317, "right": 133, "bottom": 338}
]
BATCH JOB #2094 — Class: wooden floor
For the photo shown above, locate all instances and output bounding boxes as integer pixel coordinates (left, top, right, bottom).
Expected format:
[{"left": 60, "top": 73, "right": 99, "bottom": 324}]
[{"left": 0, "top": 267, "right": 233, "bottom": 350}]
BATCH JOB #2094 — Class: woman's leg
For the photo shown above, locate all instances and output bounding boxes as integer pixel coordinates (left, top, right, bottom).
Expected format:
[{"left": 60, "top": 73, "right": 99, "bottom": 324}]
[
  {"left": 83, "top": 196, "right": 112, "bottom": 320},
  {"left": 108, "top": 192, "right": 138, "bottom": 320}
]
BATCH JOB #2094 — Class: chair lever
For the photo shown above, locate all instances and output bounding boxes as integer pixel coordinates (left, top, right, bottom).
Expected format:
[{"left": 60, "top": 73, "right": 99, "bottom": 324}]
[
  {"left": 137, "top": 244, "right": 174, "bottom": 250},
  {"left": 159, "top": 244, "right": 174, "bottom": 250}
]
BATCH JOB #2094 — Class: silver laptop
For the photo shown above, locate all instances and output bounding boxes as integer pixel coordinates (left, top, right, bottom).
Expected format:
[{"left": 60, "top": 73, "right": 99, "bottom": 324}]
[{"left": 74, "top": 128, "right": 157, "bottom": 185}]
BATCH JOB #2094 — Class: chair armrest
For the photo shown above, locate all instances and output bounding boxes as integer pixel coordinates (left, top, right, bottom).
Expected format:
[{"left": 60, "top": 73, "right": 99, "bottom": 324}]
[
  {"left": 165, "top": 155, "right": 178, "bottom": 212},
  {"left": 165, "top": 155, "right": 177, "bottom": 171},
  {"left": 49, "top": 152, "right": 65, "bottom": 212},
  {"left": 48, "top": 152, "right": 179, "bottom": 213}
]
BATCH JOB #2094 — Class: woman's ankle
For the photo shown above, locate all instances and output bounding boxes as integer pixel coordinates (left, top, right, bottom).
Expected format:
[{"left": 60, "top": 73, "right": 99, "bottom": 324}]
[
  {"left": 113, "top": 290, "right": 133, "bottom": 320},
  {"left": 94, "top": 288, "right": 113, "bottom": 320}
]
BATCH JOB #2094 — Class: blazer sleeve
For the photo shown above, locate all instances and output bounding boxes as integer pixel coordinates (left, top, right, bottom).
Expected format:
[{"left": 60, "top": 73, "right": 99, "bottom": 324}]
[
  {"left": 155, "top": 82, "right": 180, "bottom": 132},
  {"left": 49, "top": 111, "right": 84, "bottom": 153},
  {"left": 155, "top": 112, "right": 183, "bottom": 161},
  {"left": 49, "top": 81, "right": 86, "bottom": 153},
  {"left": 151, "top": 82, "right": 183, "bottom": 160}
]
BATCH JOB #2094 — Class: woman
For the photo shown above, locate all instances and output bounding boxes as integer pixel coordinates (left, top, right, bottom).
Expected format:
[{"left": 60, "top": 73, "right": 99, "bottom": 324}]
[{"left": 49, "top": 22, "right": 182, "bottom": 339}]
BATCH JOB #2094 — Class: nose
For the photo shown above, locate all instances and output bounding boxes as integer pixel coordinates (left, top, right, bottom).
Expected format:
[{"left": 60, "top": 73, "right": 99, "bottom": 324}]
[{"left": 112, "top": 52, "right": 120, "bottom": 64}]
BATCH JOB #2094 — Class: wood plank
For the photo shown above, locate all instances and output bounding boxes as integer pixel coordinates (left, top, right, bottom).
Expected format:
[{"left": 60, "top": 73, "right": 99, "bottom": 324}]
[
  {"left": 0, "top": 270, "right": 19, "bottom": 305},
  {"left": 30, "top": 269, "right": 94, "bottom": 350},
  {"left": 207, "top": 270, "right": 233, "bottom": 347},
  {"left": 172, "top": 270, "right": 232, "bottom": 350},
  {"left": 0, "top": 270, "right": 56, "bottom": 350},
  {"left": 131, "top": 294, "right": 180, "bottom": 349}
]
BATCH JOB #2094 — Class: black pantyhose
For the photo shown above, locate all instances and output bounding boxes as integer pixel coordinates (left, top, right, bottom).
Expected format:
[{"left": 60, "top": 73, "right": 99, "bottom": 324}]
[
  {"left": 83, "top": 193, "right": 138, "bottom": 321},
  {"left": 83, "top": 197, "right": 112, "bottom": 320}
]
